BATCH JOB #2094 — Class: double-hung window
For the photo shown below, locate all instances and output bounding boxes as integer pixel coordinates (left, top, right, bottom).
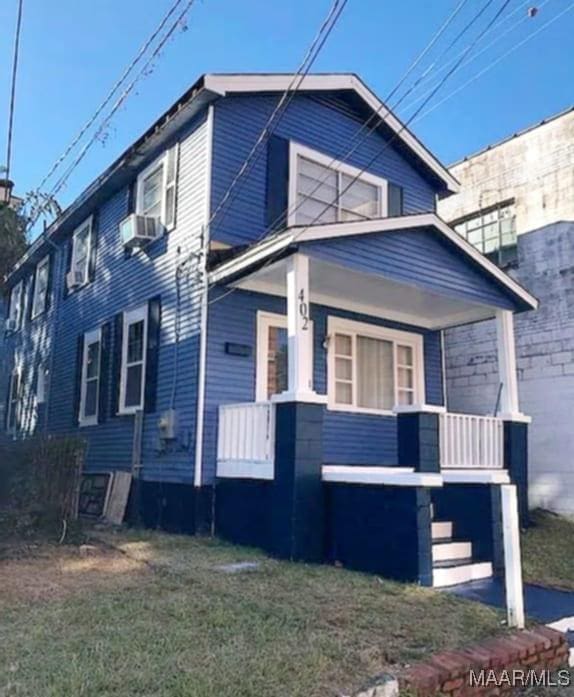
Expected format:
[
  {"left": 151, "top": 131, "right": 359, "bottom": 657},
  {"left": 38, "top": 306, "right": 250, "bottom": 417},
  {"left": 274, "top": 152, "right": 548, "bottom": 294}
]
[
  {"left": 327, "top": 317, "right": 424, "bottom": 414},
  {"left": 119, "top": 305, "right": 148, "bottom": 414},
  {"left": 8, "top": 280, "right": 23, "bottom": 330},
  {"left": 6, "top": 367, "right": 22, "bottom": 434},
  {"left": 136, "top": 145, "right": 179, "bottom": 230},
  {"left": 31, "top": 255, "right": 50, "bottom": 318},
  {"left": 79, "top": 328, "right": 102, "bottom": 426},
  {"left": 289, "top": 143, "right": 388, "bottom": 227},
  {"left": 71, "top": 217, "right": 93, "bottom": 287}
]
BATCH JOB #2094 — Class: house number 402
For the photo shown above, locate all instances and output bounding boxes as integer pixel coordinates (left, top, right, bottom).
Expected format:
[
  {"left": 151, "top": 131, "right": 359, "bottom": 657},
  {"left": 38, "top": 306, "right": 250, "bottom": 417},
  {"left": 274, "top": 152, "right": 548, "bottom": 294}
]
[{"left": 298, "top": 289, "right": 309, "bottom": 330}]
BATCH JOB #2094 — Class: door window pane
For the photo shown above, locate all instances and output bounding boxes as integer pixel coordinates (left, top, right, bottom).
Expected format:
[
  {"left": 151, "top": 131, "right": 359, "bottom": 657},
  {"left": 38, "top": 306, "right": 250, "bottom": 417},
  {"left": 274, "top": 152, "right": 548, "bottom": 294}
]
[{"left": 266, "top": 326, "right": 288, "bottom": 398}]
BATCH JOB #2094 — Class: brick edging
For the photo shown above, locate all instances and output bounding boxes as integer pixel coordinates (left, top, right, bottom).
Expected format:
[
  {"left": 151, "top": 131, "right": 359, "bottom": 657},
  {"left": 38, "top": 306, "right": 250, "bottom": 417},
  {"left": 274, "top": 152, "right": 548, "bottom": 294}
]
[{"left": 400, "top": 626, "right": 568, "bottom": 696}]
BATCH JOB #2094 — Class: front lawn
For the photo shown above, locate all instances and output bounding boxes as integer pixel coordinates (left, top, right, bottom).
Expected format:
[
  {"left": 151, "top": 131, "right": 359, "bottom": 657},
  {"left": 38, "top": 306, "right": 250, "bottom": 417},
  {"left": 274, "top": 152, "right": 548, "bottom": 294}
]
[
  {"left": 522, "top": 509, "right": 574, "bottom": 591},
  {"left": 0, "top": 527, "right": 506, "bottom": 697}
]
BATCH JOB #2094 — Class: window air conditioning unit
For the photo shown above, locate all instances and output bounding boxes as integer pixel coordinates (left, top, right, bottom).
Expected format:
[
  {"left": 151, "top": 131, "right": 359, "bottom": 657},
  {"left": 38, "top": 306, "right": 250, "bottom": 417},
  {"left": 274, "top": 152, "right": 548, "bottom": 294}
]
[
  {"left": 119, "top": 214, "right": 159, "bottom": 249},
  {"left": 66, "top": 270, "right": 84, "bottom": 290},
  {"left": 5, "top": 318, "right": 18, "bottom": 331}
]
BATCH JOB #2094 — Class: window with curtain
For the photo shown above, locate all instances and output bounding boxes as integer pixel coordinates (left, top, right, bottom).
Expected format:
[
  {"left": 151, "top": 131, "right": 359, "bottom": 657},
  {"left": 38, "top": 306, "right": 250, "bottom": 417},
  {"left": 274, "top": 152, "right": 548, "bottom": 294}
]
[
  {"left": 291, "top": 143, "right": 387, "bottom": 226},
  {"left": 329, "top": 318, "right": 422, "bottom": 414}
]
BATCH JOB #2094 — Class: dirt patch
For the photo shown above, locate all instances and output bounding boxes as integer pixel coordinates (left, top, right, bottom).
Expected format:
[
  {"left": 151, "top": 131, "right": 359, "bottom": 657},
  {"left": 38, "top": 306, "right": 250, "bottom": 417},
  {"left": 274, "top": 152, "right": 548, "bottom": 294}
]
[{"left": 0, "top": 542, "right": 149, "bottom": 605}]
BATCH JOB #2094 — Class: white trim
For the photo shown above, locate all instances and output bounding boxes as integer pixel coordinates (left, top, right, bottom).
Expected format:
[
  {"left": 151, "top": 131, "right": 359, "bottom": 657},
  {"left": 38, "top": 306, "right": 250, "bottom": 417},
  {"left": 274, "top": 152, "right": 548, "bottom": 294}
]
[
  {"left": 70, "top": 216, "right": 93, "bottom": 288},
  {"left": 256, "top": 310, "right": 316, "bottom": 402},
  {"left": 217, "top": 460, "right": 274, "bottom": 481},
  {"left": 31, "top": 255, "right": 50, "bottom": 319},
  {"left": 326, "top": 316, "right": 425, "bottom": 416},
  {"left": 496, "top": 309, "right": 520, "bottom": 416},
  {"left": 136, "top": 145, "right": 179, "bottom": 231},
  {"left": 498, "top": 412, "right": 531, "bottom": 423},
  {"left": 270, "top": 391, "right": 327, "bottom": 404},
  {"left": 208, "top": 213, "right": 538, "bottom": 311},
  {"left": 119, "top": 304, "right": 148, "bottom": 415},
  {"left": 287, "top": 141, "right": 388, "bottom": 228},
  {"left": 442, "top": 469, "right": 510, "bottom": 485},
  {"left": 79, "top": 326, "right": 102, "bottom": 427},
  {"left": 322, "top": 465, "right": 443, "bottom": 487},
  {"left": 202, "top": 73, "right": 459, "bottom": 193},
  {"left": 393, "top": 404, "right": 446, "bottom": 414},
  {"left": 194, "top": 104, "right": 215, "bottom": 489},
  {"left": 501, "top": 484, "right": 525, "bottom": 629}
]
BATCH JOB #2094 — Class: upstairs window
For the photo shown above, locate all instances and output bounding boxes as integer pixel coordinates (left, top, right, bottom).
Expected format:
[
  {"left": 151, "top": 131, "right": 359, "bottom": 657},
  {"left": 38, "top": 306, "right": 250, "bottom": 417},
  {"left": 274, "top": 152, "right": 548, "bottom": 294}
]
[
  {"left": 31, "top": 255, "right": 50, "bottom": 318},
  {"left": 327, "top": 317, "right": 424, "bottom": 415},
  {"left": 71, "top": 217, "right": 93, "bottom": 286},
  {"left": 119, "top": 305, "right": 148, "bottom": 414},
  {"left": 136, "top": 145, "right": 179, "bottom": 230},
  {"left": 8, "top": 280, "right": 24, "bottom": 330},
  {"left": 80, "top": 328, "right": 101, "bottom": 426},
  {"left": 289, "top": 143, "right": 388, "bottom": 227},
  {"left": 453, "top": 201, "right": 517, "bottom": 266}
]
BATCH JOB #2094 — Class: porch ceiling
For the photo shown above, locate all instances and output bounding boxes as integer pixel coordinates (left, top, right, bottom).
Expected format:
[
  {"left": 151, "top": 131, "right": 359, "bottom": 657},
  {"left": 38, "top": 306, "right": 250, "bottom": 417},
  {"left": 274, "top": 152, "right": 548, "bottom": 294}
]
[{"left": 230, "top": 255, "right": 498, "bottom": 330}]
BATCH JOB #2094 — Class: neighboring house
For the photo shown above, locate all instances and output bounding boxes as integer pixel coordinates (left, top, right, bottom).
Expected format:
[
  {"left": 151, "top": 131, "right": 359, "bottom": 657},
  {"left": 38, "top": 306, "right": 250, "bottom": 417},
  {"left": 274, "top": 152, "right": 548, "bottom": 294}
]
[
  {"left": 1, "top": 74, "right": 537, "bottom": 588},
  {"left": 438, "top": 107, "right": 574, "bottom": 518}
]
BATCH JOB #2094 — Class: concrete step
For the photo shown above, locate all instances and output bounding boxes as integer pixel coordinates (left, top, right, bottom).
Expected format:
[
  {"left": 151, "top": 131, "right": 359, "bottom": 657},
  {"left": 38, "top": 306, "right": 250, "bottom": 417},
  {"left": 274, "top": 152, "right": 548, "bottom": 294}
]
[
  {"left": 432, "top": 561, "right": 493, "bottom": 588},
  {"left": 431, "top": 521, "right": 453, "bottom": 540},
  {"left": 432, "top": 541, "right": 472, "bottom": 563}
]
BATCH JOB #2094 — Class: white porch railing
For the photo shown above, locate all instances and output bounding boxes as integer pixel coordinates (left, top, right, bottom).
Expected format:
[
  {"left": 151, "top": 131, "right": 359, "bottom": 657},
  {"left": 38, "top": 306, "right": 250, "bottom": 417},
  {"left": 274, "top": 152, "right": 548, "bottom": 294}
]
[
  {"left": 439, "top": 412, "right": 504, "bottom": 469},
  {"left": 217, "top": 402, "right": 275, "bottom": 479}
]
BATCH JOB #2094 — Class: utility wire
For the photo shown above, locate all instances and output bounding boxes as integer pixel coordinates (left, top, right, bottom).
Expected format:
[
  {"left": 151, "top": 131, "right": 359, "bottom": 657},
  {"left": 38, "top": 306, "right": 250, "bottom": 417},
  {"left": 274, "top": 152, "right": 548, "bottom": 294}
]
[
  {"left": 205, "top": 0, "right": 349, "bottom": 239},
  {"left": 413, "top": 0, "right": 574, "bottom": 124},
  {"left": 29, "top": 0, "right": 197, "bottom": 228},
  {"left": 33, "top": 0, "right": 187, "bottom": 195},
  {"left": 209, "top": 0, "right": 514, "bottom": 307},
  {"left": 4, "top": 0, "right": 24, "bottom": 203}
]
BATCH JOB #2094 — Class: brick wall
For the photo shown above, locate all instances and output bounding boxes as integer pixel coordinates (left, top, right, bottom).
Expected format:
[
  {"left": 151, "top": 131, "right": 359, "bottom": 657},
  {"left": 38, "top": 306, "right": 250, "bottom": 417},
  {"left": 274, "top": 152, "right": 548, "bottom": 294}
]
[
  {"left": 400, "top": 626, "right": 569, "bottom": 696},
  {"left": 445, "top": 222, "right": 574, "bottom": 516}
]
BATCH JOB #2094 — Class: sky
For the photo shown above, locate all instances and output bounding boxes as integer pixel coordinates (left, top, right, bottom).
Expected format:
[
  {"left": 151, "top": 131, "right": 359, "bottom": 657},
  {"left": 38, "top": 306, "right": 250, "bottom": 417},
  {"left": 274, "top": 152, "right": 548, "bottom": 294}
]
[{"left": 1, "top": 0, "right": 573, "bottom": 238}]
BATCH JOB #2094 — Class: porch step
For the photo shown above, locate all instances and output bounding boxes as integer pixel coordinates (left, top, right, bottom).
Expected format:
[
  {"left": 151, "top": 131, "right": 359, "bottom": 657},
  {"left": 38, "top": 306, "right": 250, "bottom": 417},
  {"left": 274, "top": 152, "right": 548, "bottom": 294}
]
[
  {"left": 432, "top": 541, "right": 472, "bottom": 563},
  {"left": 431, "top": 521, "right": 453, "bottom": 540},
  {"left": 432, "top": 561, "right": 493, "bottom": 588}
]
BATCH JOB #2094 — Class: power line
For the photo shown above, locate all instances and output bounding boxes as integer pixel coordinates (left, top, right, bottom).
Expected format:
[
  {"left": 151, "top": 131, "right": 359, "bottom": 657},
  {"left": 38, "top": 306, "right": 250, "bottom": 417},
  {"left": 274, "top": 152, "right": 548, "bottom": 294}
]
[
  {"left": 206, "top": 0, "right": 349, "bottom": 238},
  {"left": 209, "top": 0, "right": 514, "bottom": 307},
  {"left": 413, "top": 0, "right": 574, "bottom": 124},
  {"left": 33, "top": 0, "right": 187, "bottom": 195},
  {"left": 28, "top": 0, "right": 197, "bottom": 228},
  {"left": 4, "top": 0, "right": 24, "bottom": 202}
]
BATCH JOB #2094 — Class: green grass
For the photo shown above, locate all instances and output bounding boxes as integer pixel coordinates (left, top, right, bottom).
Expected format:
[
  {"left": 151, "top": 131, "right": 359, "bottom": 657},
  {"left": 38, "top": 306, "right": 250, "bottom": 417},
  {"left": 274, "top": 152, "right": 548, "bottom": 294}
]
[
  {"left": 0, "top": 528, "right": 506, "bottom": 697},
  {"left": 522, "top": 509, "right": 574, "bottom": 591}
]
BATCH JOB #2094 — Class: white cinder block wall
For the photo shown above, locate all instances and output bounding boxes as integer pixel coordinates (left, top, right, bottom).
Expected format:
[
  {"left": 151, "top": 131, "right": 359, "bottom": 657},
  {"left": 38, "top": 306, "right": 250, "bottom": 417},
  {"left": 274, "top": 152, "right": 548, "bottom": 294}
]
[{"left": 445, "top": 222, "right": 574, "bottom": 517}]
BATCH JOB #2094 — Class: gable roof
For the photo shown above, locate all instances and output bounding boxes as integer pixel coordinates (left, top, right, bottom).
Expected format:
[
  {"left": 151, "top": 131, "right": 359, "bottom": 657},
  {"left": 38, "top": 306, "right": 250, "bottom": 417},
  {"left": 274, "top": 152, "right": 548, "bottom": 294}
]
[{"left": 208, "top": 212, "right": 538, "bottom": 313}]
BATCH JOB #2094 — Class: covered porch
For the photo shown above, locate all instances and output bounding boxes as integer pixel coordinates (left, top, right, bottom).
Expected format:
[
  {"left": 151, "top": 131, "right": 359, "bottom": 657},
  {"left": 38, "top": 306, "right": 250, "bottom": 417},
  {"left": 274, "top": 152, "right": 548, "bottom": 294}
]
[{"left": 207, "top": 214, "right": 536, "bottom": 607}]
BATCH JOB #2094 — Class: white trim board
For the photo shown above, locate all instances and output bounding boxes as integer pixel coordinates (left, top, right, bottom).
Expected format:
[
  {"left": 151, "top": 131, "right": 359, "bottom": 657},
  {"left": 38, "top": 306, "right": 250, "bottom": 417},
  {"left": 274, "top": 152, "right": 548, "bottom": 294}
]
[
  {"left": 217, "top": 460, "right": 274, "bottom": 481},
  {"left": 442, "top": 469, "right": 510, "bottom": 484},
  {"left": 208, "top": 213, "right": 538, "bottom": 312},
  {"left": 202, "top": 73, "right": 459, "bottom": 193},
  {"left": 322, "top": 465, "right": 443, "bottom": 487}
]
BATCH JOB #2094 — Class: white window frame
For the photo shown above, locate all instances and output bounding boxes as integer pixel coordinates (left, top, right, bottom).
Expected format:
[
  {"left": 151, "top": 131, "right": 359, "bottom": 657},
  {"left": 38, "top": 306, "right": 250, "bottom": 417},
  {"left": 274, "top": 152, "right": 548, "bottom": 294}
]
[
  {"left": 6, "top": 365, "right": 22, "bottom": 435},
  {"left": 71, "top": 216, "right": 93, "bottom": 288},
  {"left": 136, "top": 145, "right": 179, "bottom": 230},
  {"left": 288, "top": 141, "right": 388, "bottom": 228},
  {"left": 256, "top": 311, "right": 314, "bottom": 402},
  {"left": 79, "top": 327, "right": 102, "bottom": 427},
  {"left": 8, "top": 280, "right": 23, "bottom": 329},
  {"left": 326, "top": 316, "right": 425, "bottom": 416},
  {"left": 119, "top": 305, "right": 148, "bottom": 415},
  {"left": 31, "top": 255, "right": 50, "bottom": 319}
]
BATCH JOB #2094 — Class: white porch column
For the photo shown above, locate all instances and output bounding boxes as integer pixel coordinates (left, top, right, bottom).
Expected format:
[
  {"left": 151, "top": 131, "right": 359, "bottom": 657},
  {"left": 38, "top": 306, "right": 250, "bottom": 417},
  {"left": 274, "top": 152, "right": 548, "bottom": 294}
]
[
  {"left": 496, "top": 309, "right": 521, "bottom": 419},
  {"left": 501, "top": 484, "right": 525, "bottom": 629},
  {"left": 274, "top": 253, "right": 324, "bottom": 404}
]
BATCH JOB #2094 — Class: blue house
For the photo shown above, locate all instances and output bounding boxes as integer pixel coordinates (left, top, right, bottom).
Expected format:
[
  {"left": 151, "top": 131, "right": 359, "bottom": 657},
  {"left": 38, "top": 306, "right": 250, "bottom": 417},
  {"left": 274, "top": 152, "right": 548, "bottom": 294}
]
[{"left": 2, "top": 74, "right": 537, "bottom": 587}]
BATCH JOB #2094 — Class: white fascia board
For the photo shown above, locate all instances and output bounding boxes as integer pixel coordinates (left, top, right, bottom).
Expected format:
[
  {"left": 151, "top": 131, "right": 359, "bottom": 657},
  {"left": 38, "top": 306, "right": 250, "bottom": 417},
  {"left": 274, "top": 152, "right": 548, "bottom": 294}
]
[
  {"left": 442, "top": 469, "right": 510, "bottom": 485},
  {"left": 208, "top": 232, "right": 293, "bottom": 284},
  {"left": 203, "top": 73, "right": 459, "bottom": 194},
  {"left": 322, "top": 465, "right": 443, "bottom": 487}
]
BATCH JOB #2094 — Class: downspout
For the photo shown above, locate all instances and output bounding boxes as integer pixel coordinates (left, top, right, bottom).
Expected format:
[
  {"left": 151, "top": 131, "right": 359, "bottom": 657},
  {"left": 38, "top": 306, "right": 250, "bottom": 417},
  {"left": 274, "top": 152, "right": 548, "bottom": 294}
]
[{"left": 193, "top": 103, "right": 214, "bottom": 491}]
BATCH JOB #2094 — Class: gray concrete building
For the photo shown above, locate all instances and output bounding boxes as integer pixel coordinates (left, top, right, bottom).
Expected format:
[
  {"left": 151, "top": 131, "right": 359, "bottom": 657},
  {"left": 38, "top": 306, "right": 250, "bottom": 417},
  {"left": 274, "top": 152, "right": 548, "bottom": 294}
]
[{"left": 438, "top": 108, "right": 574, "bottom": 517}]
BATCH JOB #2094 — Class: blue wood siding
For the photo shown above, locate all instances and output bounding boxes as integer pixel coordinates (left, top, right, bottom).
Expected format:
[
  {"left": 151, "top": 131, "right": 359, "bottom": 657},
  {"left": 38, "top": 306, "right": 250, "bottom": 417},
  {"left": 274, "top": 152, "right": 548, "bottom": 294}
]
[
  {"left": 3, "top": 112, "right": 210, "bottom": 485},
  {"left": 302, "top": 229, "right": 517, "bottom": 310},
  {"left": 210, "top": 94, "right": 437, "bottom": 246},
  {"left": 202, "top": 288, "right": 444, "bottom": 480}
]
